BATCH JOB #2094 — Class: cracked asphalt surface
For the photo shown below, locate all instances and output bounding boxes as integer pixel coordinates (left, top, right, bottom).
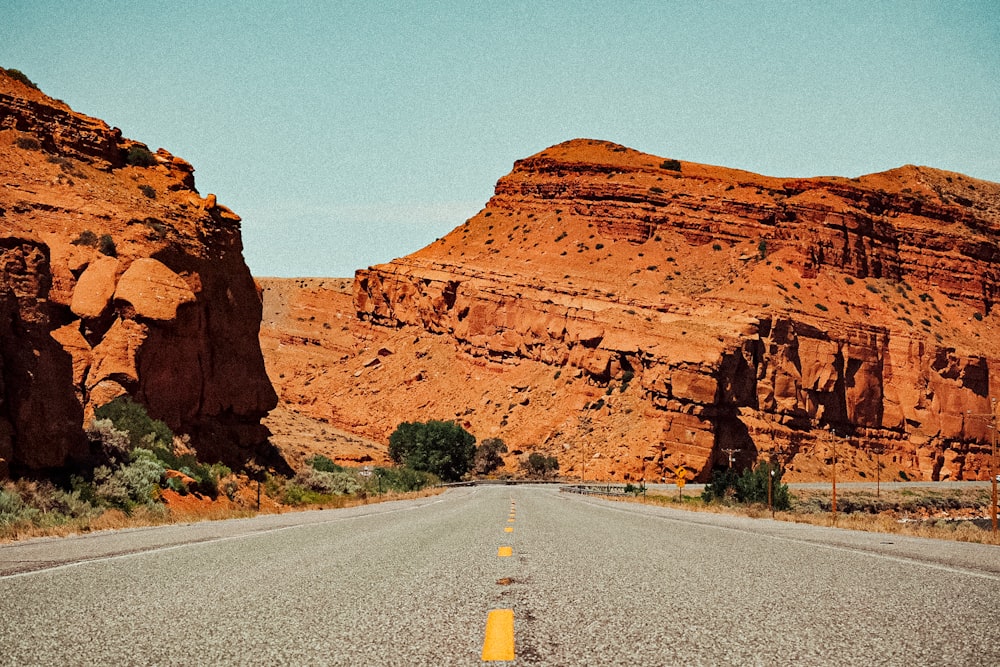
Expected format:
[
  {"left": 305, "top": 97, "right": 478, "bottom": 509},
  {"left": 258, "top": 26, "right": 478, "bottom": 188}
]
[{"left": 1, "top": 485, "right": 997, "bottom": 665}]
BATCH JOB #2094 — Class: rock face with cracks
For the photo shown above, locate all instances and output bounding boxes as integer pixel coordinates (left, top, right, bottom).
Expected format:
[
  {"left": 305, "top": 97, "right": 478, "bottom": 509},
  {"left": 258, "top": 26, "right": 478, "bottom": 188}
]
[
  {"left": 342, "top": 139, "right": 1000, "bottom": 482},
  {"left": 0, "top": 69, "right": 280, "bottom": 477}
]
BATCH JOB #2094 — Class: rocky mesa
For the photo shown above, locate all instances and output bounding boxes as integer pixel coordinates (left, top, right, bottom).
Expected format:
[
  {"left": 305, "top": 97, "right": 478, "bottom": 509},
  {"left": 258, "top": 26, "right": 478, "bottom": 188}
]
[
  {"left": 0, "top": 69, "right": 280, "bottom": 476},
  {"left": 268, "top": 139, "right": 1000, "bottom": 483}
]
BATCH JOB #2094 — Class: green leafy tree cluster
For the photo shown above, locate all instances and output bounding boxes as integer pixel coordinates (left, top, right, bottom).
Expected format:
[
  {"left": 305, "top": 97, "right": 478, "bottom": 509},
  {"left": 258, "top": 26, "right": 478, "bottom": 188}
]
[
  {"left": 388, "top": 420, "right": 476, "bottom": 482},
  {"left": 702, "top": 461, "right": 790, "bottom": 510}
]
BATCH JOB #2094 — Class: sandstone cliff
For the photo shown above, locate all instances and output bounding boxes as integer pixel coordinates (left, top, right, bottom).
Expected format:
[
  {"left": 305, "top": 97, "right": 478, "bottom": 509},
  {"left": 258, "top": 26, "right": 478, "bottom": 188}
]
[
  {"left": 0, "top": 69, "right": 279, "bottom": 476},
  {"left": 335, "top": 139, "right": 1000, "bottom": 482}
]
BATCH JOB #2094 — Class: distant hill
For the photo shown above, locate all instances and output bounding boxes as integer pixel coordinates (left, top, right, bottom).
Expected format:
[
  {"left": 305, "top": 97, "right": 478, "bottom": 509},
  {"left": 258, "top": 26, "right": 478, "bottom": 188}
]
[{"left": 265, "top": 138, "right": 1000, "bottom": 483}]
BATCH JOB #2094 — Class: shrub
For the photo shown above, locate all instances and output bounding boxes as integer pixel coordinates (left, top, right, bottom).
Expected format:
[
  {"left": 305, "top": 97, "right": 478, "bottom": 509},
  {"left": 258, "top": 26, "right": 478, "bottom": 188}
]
[
  {"left": 294, "top": 466, "right": 360, "bottom": 495},
  {"left": 974, "top": 312, "right": 983, "bottom": 321},
  {"left": 620, "top": 369, "right": 635, "bottom": 393},
  {"left": 71, "top": 230, "right": 98, "bottom": 247},
  {"left": 661, "top": 159, "right": 681, "bottom": 171},
  {"left": 306, "top": 455, "right": 343, "bottom": 473},
  {"left": 815, "top": 303, "right": 828, "bottom": 311},
  {"left": 376, "top": 466, "right": 437, "bottom": 492},
  {"left": 712, "top": 243, "right": 722, "bottom": 251},
  {"left": 94, "top": 397, "right": 173, "bottom": 451},
  {"left": 5, "top": 68, "right": 39, "bottom": 89},
  {"left": 138, "top": 184, "right": 156, "bottom": 199},
  {"left": 14, "top": 136, "right": 41, "bottom": 150},
  {"left": 474, "top": 437, "right": 508, "bottom": 475},
  {"left": 701, "top": 468, "right": 737, "bottom": 502},
  {"left": 98, "top": 234, "right": 117, "bottom": 257},
  {"left": 86, "top": 418, "right": 132, "bottom": 463},
  {"left": 125, "top": 145, "right": 157, "bottom": 167},
  {"left": 90, "top": 397, "right": 218, "bottom": 498},
  {"left": 734, "top": 462, "right": 790, "bottom": 509},
  {"left": 702, "top": 463, "right": 790, "bottom": 510},
  {"left": 757, "top": 240, "right": 767, "bottom": 259},
  {"left": 523, "top": 452, "right": 559, "bottom": 479},
  {"left": 93, "top": 448, "right": 166, "bottom": 511},
  {"left": 0, "top": 487, "right": 38, "bottom": 527}
]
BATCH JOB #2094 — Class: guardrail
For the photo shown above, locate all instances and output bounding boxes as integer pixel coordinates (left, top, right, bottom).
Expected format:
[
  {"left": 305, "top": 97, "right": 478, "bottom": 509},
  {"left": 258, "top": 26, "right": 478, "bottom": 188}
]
[
  {"left": 436, "top": 479, "right": 567, "bottom": 488},
  {"left": 560, "top": 484, "right": 635, "bottom": 497}
]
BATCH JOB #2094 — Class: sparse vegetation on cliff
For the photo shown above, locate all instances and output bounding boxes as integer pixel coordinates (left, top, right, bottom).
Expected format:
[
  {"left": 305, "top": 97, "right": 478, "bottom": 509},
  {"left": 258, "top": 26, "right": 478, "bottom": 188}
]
[
  {"left": 4, "top": 68, "right": 38, "bottom": 89},
  {"left": 124, "top": 145, "right": 157, "bottom": 167}
]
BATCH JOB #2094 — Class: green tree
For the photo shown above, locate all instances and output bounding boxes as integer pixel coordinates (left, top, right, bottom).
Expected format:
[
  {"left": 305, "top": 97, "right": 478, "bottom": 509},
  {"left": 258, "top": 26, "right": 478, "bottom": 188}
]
[
  {"left": 523, "top": 452, "right": 559, "bottom": 479},
  {"left": 702, "top": 462, "right": 790, "bottom": 510},
  {"left": 701, "top": 468, "right": 737, "bottom": 502},
  {"left": 388, "top": 420, "right": 476, "bottom": 482},
  {"left": 735, "top": 461, "right": 790, "bottom": 510},
  {"left": 473, "top": 437, "right": 507, "bottom": 475}
]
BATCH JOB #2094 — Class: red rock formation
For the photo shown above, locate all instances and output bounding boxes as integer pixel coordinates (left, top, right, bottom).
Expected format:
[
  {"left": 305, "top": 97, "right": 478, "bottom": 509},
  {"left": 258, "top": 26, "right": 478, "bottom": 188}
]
[
  {"left": 342, "top": 139, "right": 1000, "bottom": 482},
  {"left": 0, "top": 68, "right": 279, "bottom": 476}
]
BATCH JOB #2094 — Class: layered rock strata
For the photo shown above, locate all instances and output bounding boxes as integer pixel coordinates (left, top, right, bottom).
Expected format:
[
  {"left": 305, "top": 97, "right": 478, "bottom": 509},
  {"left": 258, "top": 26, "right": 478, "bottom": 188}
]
[
  {"left": 350, "top": 139, "right": 1000, "bottom": 481},
  {"left": 0, "top": 69, "right": 279, "bottom": 476}
]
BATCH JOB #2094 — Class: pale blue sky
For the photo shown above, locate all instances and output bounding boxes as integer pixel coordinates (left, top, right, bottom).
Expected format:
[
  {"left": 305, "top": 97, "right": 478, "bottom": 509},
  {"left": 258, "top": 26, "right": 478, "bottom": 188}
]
[{"left": 3, "top": 1, "right": 998, "bottom": 277}]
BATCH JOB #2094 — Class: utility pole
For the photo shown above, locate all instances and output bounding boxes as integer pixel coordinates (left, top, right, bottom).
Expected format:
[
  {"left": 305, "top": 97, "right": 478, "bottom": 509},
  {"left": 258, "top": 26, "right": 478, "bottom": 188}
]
[
  {"left": 871, "top": 444, "right": 885, "bottom": 499},
  {"left": 967, "top": 399, "right": 998, "bottom": 534},
  {"left": 722, "top": 448, "right": 741, "bottom": 469},
  {"left": 766, "top": 446, "right": 787, "bottom": 519},
  {"left": 829, "top": 430, "right": 838, "bottom": 525}
]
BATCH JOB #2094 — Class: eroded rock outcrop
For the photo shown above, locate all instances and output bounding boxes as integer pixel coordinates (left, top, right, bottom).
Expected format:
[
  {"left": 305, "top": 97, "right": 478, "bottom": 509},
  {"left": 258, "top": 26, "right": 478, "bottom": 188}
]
[
  {"left": 345, "top": 139, "right": 1000, "bottom": 482},
  {"left": 0, "top": 68, "right": 280, "bottom": 476}
]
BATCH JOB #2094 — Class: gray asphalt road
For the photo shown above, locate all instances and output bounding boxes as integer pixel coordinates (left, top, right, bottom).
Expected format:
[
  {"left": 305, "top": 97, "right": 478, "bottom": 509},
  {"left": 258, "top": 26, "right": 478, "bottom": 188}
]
[{"left": 1, "top": 486, "right": 998, "bottom": 665}]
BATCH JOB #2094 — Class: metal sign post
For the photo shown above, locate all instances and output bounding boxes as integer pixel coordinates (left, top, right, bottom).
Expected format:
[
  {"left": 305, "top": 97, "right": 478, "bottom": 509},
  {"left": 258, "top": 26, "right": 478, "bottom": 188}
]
[{"left": 675, "top": 467, "right": 686, "bottom": 502}]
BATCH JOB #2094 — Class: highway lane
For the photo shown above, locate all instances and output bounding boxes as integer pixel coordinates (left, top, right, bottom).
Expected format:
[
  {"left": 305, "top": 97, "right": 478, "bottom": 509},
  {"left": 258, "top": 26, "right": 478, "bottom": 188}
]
[{"left": 1, "top": 485, "right": 998, "bottom": 665}]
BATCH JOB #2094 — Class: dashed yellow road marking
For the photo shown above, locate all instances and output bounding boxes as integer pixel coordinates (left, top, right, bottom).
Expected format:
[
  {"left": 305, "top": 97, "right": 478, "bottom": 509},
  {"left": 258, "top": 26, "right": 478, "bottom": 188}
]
[
  {"left": 497, "top": 546, "right": 512, "bottom": 557},
  {"left": 481, "top": 609, "right": 515, "bottom": 661},
  {"left": 504, "top": 526, "right": 513, "bottom": 533}
]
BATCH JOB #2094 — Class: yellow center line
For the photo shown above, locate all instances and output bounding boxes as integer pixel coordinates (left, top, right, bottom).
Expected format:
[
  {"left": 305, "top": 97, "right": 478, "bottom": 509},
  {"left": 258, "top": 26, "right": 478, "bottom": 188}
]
[
  {"left": 497, "top": 546, "right": 512, "bottom": 557},
  {"left": 504, "top": 526, "right": 513, "bottom": 533},
  {"left": 507, "top": 518, "right": 515, "bottom": 523},
  {"left": 481, "top": 609, "right": 515, "bottom": 661}
]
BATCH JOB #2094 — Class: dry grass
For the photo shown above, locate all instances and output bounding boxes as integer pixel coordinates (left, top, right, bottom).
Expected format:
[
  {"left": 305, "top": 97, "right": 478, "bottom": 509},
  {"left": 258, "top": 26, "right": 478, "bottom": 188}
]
[
  {"left": 0, "top": 487, "right": 444, "bottom": 543},
  {"left": 623, "top": 488, "right": 1000, "bottom": 546}
]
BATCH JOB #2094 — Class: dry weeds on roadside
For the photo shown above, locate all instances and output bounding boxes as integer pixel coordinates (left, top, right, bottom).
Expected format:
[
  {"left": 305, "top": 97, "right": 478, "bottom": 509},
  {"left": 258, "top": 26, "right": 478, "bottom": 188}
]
[
  {"left": 625, "top": 487, "right": 1000, "bottom": 546},
  {"left": 0, "top": 486, "right": 443, "bottom": 543}
]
